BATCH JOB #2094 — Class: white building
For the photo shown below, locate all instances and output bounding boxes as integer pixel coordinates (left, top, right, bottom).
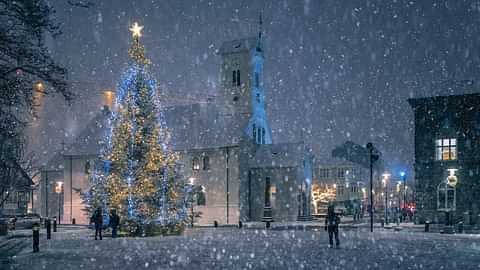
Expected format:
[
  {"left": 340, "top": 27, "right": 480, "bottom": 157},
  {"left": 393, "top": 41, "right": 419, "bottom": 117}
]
[{"left": 40, "top": 20, "right": 313, "bottom": 225}]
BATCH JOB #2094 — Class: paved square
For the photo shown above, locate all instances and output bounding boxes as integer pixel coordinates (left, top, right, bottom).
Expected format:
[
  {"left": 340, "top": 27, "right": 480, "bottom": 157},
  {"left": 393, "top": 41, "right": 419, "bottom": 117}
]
[{"left": 3, "top": 227, "right": 480, "bottom": 269}]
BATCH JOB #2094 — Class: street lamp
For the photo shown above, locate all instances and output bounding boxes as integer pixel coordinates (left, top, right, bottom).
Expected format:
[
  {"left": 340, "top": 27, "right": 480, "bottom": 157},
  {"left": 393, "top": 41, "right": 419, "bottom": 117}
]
[
  {"left": 400, "top": 172, "right": 406, "bottom": 222},
  {"left": 382, "top": 173, "right": 390, "bottom": 225},
  {"left": 188, "top": 177, "right": 195, "bottom": 227},
  {"left": 366, "top": 142, "right": 379, "bottom": 233},
  {"left": 55, "top": 181, "right": 63, "bottom": 224}
]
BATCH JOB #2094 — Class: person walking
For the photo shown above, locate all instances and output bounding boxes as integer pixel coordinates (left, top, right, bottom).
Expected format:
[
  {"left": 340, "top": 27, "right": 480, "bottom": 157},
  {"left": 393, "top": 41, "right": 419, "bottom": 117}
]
[
  {"left": 109, "top": 209, "right": 120, "bottom": 238},
  {"left": 91, "top": 207, "right": 103, "bottom": 240},
  {"left": 325, "top": 204, "right": 340, "bottom": 248}
]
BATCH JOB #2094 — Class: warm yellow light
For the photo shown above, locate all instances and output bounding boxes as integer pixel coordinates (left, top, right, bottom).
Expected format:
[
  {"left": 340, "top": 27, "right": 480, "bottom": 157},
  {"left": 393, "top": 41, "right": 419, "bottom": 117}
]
[
  {"left": 130, "top": 22, "right": 143, "bottom": 38},
  {"left": 34, "top": 81, "right": 44, "bottom": 92}
]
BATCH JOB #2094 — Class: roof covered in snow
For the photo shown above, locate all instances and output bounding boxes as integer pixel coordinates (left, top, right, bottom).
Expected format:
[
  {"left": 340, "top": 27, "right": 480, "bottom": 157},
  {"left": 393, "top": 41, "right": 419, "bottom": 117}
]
[
  {"left": 63, "top": 107, "right": 110, "bottom": 156},
  {"left": 63, "top": 103, "right": 244, "bottom": 156}
]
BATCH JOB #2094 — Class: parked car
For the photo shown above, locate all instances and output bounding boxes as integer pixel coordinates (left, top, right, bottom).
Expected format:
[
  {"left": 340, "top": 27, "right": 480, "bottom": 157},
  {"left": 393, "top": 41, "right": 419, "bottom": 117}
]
[
  {"left": 15, "top": 213, "right": 41, "bottom": 229},
  {"left": 0, "top": 214, "right": 41, "bottom": 230}
]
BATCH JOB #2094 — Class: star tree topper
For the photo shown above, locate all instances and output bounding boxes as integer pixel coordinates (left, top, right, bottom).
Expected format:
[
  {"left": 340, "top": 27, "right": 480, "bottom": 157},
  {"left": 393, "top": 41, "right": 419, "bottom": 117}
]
[
  {"left": 128, "top": 22, "right": 151, "bottom": 65},
  {"left": 130, "top": 22, "right": 144, "bottom": 38}
]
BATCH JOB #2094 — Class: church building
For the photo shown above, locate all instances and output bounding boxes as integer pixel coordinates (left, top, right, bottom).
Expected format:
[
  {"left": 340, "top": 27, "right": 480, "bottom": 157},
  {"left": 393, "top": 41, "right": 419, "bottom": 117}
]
[{"left": 40, "top": 19, "right": 313, "bottom": 225}]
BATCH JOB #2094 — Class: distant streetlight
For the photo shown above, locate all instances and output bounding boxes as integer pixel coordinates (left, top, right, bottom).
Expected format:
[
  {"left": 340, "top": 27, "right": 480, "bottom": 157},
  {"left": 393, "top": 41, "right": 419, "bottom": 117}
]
[
  {"left": 34, "top": 81, "right": 44, "bottom": 92},
  {"left": 400, "top": 172, "right": 407, "bottom": 222},
  {"left": 55, "top": 181, "right": 63, "bottom": 224},
  {"left": 366, "top": 142, "right": 379, "bottom": 233},
  {"left": 382, "top": 173, "right": 390, "bottom": 225},
  {"left": 188, "top": 177, "right": 195, "bottom": 227}
]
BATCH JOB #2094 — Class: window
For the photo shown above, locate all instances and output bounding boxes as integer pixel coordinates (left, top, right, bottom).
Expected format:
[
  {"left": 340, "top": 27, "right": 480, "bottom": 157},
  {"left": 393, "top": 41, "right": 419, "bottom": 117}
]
[
  {"left": 256, "top": 93, "right": 260, "bottom": 103},
  {"left": 252, "top": 124, "right": 256, "bottom": 143},
  {"left": 255, "top": 72, "right": 259, "bottom": 87},
  {"left": 337, "top": 168, "right": 346, "bottom": 178},
  {"left": 232, "top": 70, "right": 240, "bottom": 86},
  {"left": 319, "top": 168, "right": 329, "bottom": 178},
  {"left": 257, "top": 127, "right": 262, "bottom": 144},
  {"left": 202, "top": 156, "right": 210, "bottom": 170},
  {"left": 261, "top": 128, "right": 266, "bottom": 144},
  {"left": 435, "top": 138, "right": 457, "bottom": 161},
  {"left": 236, "top": 70, "right": 241, "bottom": 86},
  {"left": 192, "top": 157, "right": 200, "bottom": 170},
  {"left": 196, "top": 186, "right": 206, "bottom": 206}
]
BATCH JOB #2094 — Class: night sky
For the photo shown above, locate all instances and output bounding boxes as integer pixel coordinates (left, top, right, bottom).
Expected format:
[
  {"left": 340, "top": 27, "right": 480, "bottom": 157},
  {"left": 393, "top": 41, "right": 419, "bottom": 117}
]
[{"left": 29, "top": 0, "right": 480, "bottom": 175}]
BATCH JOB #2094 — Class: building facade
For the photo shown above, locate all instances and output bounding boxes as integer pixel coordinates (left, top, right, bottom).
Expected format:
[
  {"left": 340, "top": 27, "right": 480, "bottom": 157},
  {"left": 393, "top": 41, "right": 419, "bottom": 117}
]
[
  {"left": 409, "top": 93, "right": 480, "bottom": 225},
  {"left": 312, "top": 160, "right": 367, "bottom": 216},
  {"left": 40, "top": 24, "right": 313, "bottom": 225}
]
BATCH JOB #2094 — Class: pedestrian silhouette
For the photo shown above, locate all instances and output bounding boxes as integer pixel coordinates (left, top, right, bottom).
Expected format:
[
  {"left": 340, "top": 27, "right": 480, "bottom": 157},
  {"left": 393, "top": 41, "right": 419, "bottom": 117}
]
[
  {"left": 109, "top": 209, "right": 120, "bottom": 238},
  {"left": 91, "top": 207, "right": 103, "bottom": 240},
  {"left": 325, "top": 204, "right": 340, "bottom": 248}
]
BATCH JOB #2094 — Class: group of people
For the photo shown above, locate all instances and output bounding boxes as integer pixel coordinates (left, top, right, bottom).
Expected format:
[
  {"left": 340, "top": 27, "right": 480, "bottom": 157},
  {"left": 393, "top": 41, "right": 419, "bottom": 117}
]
[
  {"left": 90, "top": 207, "right": 120, "bottom": 240},
  {"left": 90, "top": 205, "right": 342, "bottom": 247}
]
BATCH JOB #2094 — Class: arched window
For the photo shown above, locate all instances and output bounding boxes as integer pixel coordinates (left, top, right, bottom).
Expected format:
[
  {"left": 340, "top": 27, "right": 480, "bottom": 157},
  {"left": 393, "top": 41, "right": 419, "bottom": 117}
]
[
  {"left": 192, "top": 157, "right": 200, "bottom": 171},
  {"left": 203, "top": 156, "right": 210, "bottom": 170}
]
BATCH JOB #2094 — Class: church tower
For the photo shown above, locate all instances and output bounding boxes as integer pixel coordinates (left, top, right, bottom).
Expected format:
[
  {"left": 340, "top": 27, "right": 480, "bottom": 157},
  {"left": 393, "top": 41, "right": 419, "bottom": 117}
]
[{"left": 218, "top": 14, "right": 272, "bottom": 144}]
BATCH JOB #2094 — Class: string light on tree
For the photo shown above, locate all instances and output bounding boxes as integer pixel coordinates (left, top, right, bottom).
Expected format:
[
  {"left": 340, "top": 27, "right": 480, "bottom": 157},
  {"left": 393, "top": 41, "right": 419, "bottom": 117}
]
[{"left": 80, "top": 21, "right": 189, "bottom": 236}]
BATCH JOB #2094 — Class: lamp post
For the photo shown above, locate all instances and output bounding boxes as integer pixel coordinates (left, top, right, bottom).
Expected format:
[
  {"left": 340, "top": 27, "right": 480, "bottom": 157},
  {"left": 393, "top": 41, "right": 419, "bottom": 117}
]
[
  {"left": 382, "top": 173, "right": 390, "bottom": 225},
  {"left": 55, "top": 182, "right": 63, "bottom": 224},
  {"left": 188, "top": 177, "right": 195, "bottom": 227},
  {"left": 400, "top": 172, "right": 406, "bottom": 222},
  {"left": 366, "top": 143, "right": 379, "bottom": 233}
]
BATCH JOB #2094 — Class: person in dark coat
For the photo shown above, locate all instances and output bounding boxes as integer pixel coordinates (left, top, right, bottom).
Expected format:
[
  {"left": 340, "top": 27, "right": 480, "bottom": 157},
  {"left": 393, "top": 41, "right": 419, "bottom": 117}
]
[
  {"left": 325, "top": 204, "right": 340, "bottom": 248},
  {"left": 91, "top": 207, "right": 103, "bottom": 240},
  {"left": 109, "top": 209, "right": 120, "bottom": 238}
]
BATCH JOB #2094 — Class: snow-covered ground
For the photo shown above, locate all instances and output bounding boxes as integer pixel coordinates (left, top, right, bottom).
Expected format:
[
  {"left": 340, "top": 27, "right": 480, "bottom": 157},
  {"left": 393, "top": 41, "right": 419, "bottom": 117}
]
[{"left": 3, "top": 226, "right": 480, "bottom": 269}]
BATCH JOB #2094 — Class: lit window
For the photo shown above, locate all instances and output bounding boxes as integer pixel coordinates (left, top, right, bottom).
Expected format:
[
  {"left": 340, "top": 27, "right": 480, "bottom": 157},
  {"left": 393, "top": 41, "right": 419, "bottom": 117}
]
[
  {"left": 435, "top": 138, "right": 457, "bottom": 161},
  {"left": 192, "top": 157, "right": 200, "bottom": 170}
]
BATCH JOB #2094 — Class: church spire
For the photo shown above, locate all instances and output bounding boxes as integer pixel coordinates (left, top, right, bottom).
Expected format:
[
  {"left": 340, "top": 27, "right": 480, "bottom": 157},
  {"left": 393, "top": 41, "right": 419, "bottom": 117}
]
[{"left": 256, "top": 13, "right": 263, "bottom": 52}]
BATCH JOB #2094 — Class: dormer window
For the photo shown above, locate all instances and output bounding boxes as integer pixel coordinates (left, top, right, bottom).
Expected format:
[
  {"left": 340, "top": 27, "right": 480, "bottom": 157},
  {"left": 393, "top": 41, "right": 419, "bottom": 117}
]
[{"left": 435, "top": 138, "right": 457, "bottom": 161}]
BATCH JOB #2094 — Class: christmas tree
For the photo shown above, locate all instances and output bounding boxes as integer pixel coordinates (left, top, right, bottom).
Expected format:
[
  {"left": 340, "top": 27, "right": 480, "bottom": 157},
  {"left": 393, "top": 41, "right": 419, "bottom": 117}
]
[{"left": 82, "top": 22, "right": 188, "bottom": 235}]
